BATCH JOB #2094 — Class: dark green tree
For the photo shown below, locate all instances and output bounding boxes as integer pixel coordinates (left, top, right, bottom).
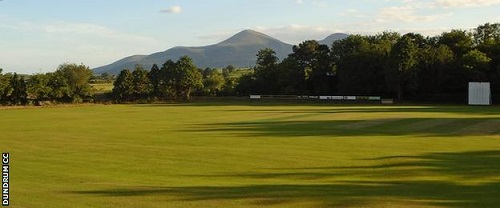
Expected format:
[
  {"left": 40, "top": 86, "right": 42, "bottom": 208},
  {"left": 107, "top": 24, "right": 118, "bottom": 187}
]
[
  {"left": 56, "top": 63, "right": 93, "bottom": 102},
  {"left": 100, "top": 72, "right": 115, "bottom": 83},
  {"left": 389, "top": 34, "right": 421, "bottom": 100},
  {"left": 149, "top": 64, "right": 161, "bottom": 98},
  {"left": 132, "top": 64, "right": 153, "bottom": 99},
  {"left": 416, "top": 44, "right": 454, "bottom": 97},
  {"left": 0, "top": 70, "right": 11, "bottom": 102},
  {"left": 112, "top": 69, "right": 134, "bottom": 102},
  {"left": 473, "top": 23, "right": 500, "bottom": 45},
  {"left": 254, "top": 48, "right": 280, "bottom": 94},
  {"left": 9, "top": 73, "right": 28, "bottom": 105},
  {"left": 175, "top": 56, "right": 203, "bottom": 101},
  {"left": 26, "top": 73, "right": 52, "bottom": 103},
  {"left": 461, "top": 49, "right": 492, "bottom": 81},
  {"left": 202, "top": 69, "right": 225, "bottom": 96},
  {"left": 47, "top": 72, "right": 71, "bottom": 101},
  {"left": 438, "top": 30, "right": 474, "bottom": 57},
  {"left": 159, "top": 59, "right": 177, "bottom": 98}
]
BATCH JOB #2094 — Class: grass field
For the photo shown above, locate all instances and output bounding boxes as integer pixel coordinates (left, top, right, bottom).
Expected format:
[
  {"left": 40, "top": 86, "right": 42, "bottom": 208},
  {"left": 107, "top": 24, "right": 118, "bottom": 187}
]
[
  {"left": 91, "top": 83, "right": 114, "bottom": 93},
  {"left": 1, "top": 103, "right": 500, "bottom": 207}
]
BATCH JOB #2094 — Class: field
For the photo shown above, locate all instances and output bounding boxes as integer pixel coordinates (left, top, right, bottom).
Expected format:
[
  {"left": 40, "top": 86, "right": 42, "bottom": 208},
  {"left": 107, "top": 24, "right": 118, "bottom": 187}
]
[
  {"left": 1, "top": 103, "right": 500, "bottom": 207},
  {"left": 90, "top": 83, "right": 114, "bottom": 93}
]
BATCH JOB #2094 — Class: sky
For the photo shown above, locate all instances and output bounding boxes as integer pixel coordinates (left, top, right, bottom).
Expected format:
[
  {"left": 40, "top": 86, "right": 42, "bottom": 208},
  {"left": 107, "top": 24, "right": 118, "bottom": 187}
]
[{"left": 1, "top": 0, "right": 500, "bottom": 74}]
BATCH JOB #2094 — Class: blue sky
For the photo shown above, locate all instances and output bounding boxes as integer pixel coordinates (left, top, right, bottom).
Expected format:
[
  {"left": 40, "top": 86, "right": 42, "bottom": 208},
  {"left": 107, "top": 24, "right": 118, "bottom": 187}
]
[{"left": 1, "top": 0, "right": 500, "bottom": 74}]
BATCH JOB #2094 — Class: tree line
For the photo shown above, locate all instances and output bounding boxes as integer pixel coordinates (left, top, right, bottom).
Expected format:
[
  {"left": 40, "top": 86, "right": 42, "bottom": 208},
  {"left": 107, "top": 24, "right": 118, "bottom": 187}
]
[
  {"left": 112, "top": 56, "right": 240, "bottom": 102},
  {"left": 2, "top": 22, "right": 499, "bottom": 105},
  {"left": 238, "top": 23, "right": 500, "bottom": 102},
  {"left": 0, "top": 64, "right": 93, "bottom": 105},
  {"left": 113, "top": 22, "right": 500, "bottom": 103}
]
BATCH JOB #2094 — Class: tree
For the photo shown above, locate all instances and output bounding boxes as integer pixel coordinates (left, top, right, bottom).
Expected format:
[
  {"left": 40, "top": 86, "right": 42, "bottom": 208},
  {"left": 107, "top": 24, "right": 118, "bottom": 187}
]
[
  {"left": 234, "top": 74, "right": 255, "bottom": 96},
  {"left": 132, "top": 64, "right": 153, "bottom": 99},
  {"left": 461, "top": 49, "right": 492, "bottom": 81},
  {"left": 26, "top": 73, "right": 52, "bottom": 103},
  {"left": 438, "top": 30, "right": 473, "bottom": 57},
  {"left": 416, "top": 44, "right": 454, "bottom": 96},
  {"left": 389, "top": 34, "right": 421, "bottom": 100},
  {"left": 253, "top": 48, "right": 280, "bottom": 94},
  {"left": 100, "top": 72, "right": 115, "bottom": 83},
  {"left": 290, "top": 40, "right": 333, "bottom": 94},
  {"left": 149, "top": 64, "right": 161, "bottom": 98},
  {"left": 0, "top": 71, "right": 11, "bottom": 102},
  {"left": 221, "top": 76, "right": 237, "bottom": 96},
  {"left": 47, "top": 72, "right": 71, "bottom": 101},
  {"left": 56, "top": 63, "right": 93, "bottom": 102},
  {"left": 255, "top": 48, "right": 278, "bottom": 72},
  {"left": 473, "top": 23, "right": 500, "bottom": 45},
  {"left": 333, "top": 35, "right": 390, "bottom": 96},
  {"left": 222, "top": 67, "right": 230, "bottom": 79},
  {"left": 331, "top": 35, "right": 371, "bottom": 63},
  {"left": 175, "top": 56, "right": 203, "bottom": 101},
  {"left": 159, "top": 57, "right": 203, "bottom": 100},
  {"left": 112, "top": 69, "right": 134, "bottom": 102},
  {"left": 202, "top": 69, "right": 225, "bottom": 96},
  {"left": 9, "top": 73, "right": 28, "bottom": 105},
  {"left": 336, "top": 45, "right": 387, "bottom": 95},
  {"left": 159, "top": 59, "right": 177, "bottom": 98}
]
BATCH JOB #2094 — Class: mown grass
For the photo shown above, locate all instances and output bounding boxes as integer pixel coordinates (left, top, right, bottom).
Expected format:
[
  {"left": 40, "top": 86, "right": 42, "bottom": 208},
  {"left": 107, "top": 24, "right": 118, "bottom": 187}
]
[
  {"left": 1, "top": 104, "right": 500, "bottom": 207},
  {"left": 91, "top": 83, "right": 114, "bottom": 93}
]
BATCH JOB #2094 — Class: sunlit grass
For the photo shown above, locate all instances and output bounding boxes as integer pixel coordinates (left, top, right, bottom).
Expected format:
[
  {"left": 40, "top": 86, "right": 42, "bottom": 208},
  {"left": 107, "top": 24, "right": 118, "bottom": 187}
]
[
  {"left": 1, "top": 104, "right": 499, "bottom": 207},
  {"left": 91, "top": 83, "right": 114, "bottom": 93}
]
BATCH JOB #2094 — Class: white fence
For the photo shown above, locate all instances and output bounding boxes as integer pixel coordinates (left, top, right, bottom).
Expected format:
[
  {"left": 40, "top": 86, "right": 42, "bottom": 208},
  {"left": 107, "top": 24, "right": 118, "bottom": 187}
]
[{"left": 250, "top": 95, "right": 382, "bottom": 102}]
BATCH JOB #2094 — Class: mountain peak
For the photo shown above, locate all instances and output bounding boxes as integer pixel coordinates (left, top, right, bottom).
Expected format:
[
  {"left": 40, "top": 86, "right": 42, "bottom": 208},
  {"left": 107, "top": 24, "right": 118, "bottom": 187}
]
[
  {"left": 219, "top": 29, "right": 283, "bottom": 46},
  {"left": 94, "top": 30, "right": 293, "bottom": 74},
  {"left": 319, "top": 33, "right": 349, "bottom": 45}
]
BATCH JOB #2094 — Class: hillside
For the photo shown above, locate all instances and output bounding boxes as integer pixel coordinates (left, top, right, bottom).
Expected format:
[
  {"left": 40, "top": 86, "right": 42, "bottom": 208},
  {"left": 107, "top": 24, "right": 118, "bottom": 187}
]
[
  {"left": 319, "top": 33, "right": 350, "bottom": 46},
  {"left": 93, "top": 30, "right": 348, "bottom": 74}
]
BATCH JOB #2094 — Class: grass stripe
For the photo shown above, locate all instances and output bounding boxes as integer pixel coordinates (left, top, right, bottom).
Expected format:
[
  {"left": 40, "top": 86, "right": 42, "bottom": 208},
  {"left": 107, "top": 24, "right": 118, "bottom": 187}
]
[
  {"left": 455, "top": 119, "right": 500, "bottom": 135},
  {"left": 337, "top": 118, "right": 402, "bottom": 129}
]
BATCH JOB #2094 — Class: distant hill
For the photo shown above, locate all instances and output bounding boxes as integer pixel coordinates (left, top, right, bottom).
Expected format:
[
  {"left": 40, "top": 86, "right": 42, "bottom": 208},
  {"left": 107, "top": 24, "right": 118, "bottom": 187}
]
[
  {"left": 93, "top": 30, "right": 348, "bottom": 74},
  {"left": 319, "top": 33, "right": 350, "bottom": 46}
]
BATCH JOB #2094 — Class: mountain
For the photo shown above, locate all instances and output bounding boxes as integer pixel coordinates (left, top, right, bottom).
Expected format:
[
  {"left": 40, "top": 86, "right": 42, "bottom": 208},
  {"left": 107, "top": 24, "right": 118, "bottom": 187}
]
[
  {"left": 318, "top": 33, "right": 350, "bottom": 46},
  {"left": 93, "top": 30, "right": 349, "bottom": 74},
  {"left": 93, "top": 30, "right": 293, "bottom": 74}
]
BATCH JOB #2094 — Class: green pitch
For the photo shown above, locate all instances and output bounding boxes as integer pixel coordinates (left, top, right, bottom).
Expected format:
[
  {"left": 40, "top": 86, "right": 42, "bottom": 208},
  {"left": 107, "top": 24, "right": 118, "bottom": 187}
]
[{"left": 1, "top": 104, "right": 500, "bottom": 207}]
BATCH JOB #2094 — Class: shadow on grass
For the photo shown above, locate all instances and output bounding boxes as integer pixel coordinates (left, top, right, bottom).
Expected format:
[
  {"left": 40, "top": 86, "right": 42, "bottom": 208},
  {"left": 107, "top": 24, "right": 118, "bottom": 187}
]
[
  {"left": 69, "top": 151, "right": 500, "bottom": 207},
  {"left": 223, "top": 106, "right": 500, "bottom": 116},
  {"left": 189, "top": 117, "right": 500, "bottom": 137},
  {"left": 138, "top": 103, "right": 500, "bottom": 116}
]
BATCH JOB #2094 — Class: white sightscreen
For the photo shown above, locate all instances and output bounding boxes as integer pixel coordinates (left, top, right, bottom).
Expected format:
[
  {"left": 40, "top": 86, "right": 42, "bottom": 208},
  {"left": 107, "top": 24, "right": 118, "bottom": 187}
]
[{"left": 468, "top": 82, "right": 491, "bottom": 105}]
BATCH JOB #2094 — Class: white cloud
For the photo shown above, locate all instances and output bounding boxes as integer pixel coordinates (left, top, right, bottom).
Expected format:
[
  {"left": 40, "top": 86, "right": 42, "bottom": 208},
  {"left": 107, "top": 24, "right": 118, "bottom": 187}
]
[
  {"left": 160, "top": 6, "right": 182, "bottom": 14},
  {"left": 0, "top": 20, "right": 161, "bottom": 72},
  {"left": 294, "top": 0, "right": 327, "bottom": 7},
  {"left": 434, "top": 0, "right": 500, "bottom": 8},
  {"left": 378, "top": 6, "right": 452, "bottom": 23},
  {"left": 42, "top": 22, "right": 156, "bottom": 44}
]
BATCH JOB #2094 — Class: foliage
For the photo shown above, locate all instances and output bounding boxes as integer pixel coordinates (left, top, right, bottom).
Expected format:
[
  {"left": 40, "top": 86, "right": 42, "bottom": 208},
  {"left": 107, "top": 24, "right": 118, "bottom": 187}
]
[
  {"left": 56, "top": 63, "right": 94, "bottom": 102},
  {"left": 8, "top": 73, "right": 28, "bottom": 105},
  {"left": 26, "top": 73, "right": 52, "bottom": 102},
  {"left": 112, "top": 69, "right": 134, "bottom": 102},
  {"left": 233, "top": 22, "right": 500, "bottom": 102},
  {"left": 0, "top": 63, "right": 94, "bottom": 105},
  {"left": 131, "top": 65, "right": 153, "bottom": 99},
  {"left": 202, "top": 68, "right": 225, "bottom": 96},
  {"left": 7, "top": 22, "right": 500, "bottom": 104},
  {"left": 112, "top": 56, "right": 203, "bottom": 102}
]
